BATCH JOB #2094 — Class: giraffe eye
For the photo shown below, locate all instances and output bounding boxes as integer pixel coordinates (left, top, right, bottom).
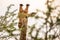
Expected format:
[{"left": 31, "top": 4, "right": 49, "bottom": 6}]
[{"left": 25, "top": 16, "right": 27, "bottom": 18}]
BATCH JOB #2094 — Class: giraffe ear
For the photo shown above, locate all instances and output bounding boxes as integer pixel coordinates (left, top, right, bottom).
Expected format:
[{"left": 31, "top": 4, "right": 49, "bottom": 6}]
[
  {"left": 24, "top": 4, "right": 30, "bottom": 13},
  {"left": 19, "top": 4, "right": 24, "bottom": 13}
]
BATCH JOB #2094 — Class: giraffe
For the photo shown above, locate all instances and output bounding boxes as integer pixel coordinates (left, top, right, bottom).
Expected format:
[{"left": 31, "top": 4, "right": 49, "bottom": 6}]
[
  {"left": 18, "top": 4, "right": 29, "bottom": 40},
  {"left": 18, "top": 4, "right": 29, "bottom": 28}
]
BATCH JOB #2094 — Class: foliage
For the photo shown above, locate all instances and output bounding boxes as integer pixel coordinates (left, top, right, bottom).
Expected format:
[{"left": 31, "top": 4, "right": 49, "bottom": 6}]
[
  {"left": 0, "top": 4, "right": 18, "bottom": 36},
  {"left": 0, "top": 0, "right": 60, "bottom": 40},
  {"left": 28, "top": 0, "right": 60, "bottom": 40}
]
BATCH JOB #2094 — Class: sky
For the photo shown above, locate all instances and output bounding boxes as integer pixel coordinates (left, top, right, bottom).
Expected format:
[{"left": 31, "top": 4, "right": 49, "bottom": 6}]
[
  {"left": 0, "top": 0, "right": 60, "bottom": 15},
  {"left": 0, "top": 0, "right": 60, "bottom": 14},
  {"left": 0, "top": 0, "right": 47, "bottom": 15},
  {"left": 0, "top": 0, "right": 48, "bottom": 26}
]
